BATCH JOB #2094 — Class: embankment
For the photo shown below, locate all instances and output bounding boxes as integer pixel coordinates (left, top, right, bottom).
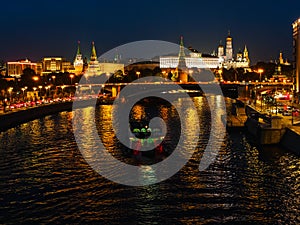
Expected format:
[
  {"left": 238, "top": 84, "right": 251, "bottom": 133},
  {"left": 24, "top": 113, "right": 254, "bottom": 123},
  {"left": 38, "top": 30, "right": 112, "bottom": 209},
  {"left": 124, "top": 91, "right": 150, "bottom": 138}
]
[
  {"left": 0, "top": 99, "right": 100, "bottom": 132},
  {"left": 0, "top": 102, "right": 73, "bottom": 131}
]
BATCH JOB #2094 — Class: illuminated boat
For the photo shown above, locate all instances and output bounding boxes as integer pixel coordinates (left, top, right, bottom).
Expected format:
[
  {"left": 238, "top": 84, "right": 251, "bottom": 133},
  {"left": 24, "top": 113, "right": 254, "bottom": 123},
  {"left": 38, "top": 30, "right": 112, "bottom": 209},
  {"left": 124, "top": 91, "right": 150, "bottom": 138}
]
[{"left": 129, "top": 125, "right": 165, "bottom": 157}]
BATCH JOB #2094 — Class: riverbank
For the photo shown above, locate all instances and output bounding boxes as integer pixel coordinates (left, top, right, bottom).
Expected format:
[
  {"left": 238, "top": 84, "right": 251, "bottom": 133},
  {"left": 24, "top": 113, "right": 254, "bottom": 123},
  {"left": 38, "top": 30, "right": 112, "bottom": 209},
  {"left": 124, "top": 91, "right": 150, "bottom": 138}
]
[
  {"left": 226, "top": 99, "right": 300, "bottom": 155},
  {"left": 0, "top": 102, "right": 73, "bottom": 131},
  {"left": 0, "top": 98, "right": 105, "bottom": 132}
]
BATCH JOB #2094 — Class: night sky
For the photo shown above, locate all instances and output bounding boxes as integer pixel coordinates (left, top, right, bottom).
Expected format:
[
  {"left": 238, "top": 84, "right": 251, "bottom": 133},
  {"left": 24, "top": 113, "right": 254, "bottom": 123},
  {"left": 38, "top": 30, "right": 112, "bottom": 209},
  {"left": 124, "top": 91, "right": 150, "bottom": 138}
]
[{"left": 1, "top": 0, "right": 300, "bottom": 64}]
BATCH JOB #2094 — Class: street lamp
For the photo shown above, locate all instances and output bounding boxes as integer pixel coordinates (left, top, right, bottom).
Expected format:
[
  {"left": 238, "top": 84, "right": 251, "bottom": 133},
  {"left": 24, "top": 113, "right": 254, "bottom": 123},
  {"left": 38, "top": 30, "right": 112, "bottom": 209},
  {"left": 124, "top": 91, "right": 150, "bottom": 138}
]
[
  {"left": 33, "top": 76, "right": 39, "bottom": 82},
  {"left": 61, "top": 85, "right": 65, "bottom": 97},
  {"left": 70, "top": 74, "right": 74, "bottom": 85},
  {"left": 45, "top": 86, "right": 50, "bottom": 98},
  {"left": 38, "top": 85, "right": 43, "bottom": 97},
  {"left": 52, "top": 75, "right": 56, "bottom": 86},
  {"left": 258, "top": 69, "right": 264, "bottom": 83},
  {"left": 136, "top": 71, "right": 141, "bottom": 80}
]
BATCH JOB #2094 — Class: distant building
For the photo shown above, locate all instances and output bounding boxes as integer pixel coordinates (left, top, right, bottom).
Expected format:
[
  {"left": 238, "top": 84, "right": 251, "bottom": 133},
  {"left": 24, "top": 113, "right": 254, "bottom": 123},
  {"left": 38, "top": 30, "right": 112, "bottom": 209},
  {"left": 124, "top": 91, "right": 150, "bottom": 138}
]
[
  {"left": 219, "top": 32, "right": 250, "bottom": 69},
  {"left": 84, "top": 42, "right": 102, "bottom": 76},
  {"left": 225, "top": 31, "right": 233, "bottom": 61},
  {"left": 271, "top": 64, "right": 287, "bottom": 82},
  {"left": 99, "top": 63, "right": 124, "bottom": 74},
  {"left": 84, "top": 42, "right": 124, "bottom": 76},
  {"left": 41, "top": 57, "right": 71, "bottom": 75},
  {"left": 72, "top": 41, "right": 84, "bottom": 75},
  {"left": 218, "top": 41, "right": 224, "bottom": 58},
  {"left": 7, "top": 59, "right": 37, "bottom": 77},
  {"left": 160, "top": 37, "right": 222, "bottom": 70},
  {"left": 279, "top": 51, "right": 291, "bottom": 65},
  {"left": 293, "top": 18, "right": 300, "bottom": 93}
]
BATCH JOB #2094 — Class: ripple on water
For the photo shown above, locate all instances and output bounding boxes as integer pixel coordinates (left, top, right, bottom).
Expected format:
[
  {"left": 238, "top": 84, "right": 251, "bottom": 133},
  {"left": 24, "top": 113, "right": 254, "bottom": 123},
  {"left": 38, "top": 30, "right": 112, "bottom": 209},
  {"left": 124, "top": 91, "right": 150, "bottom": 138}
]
[{"left": 0, "top": 97, "right": 299, "bottom": 224}]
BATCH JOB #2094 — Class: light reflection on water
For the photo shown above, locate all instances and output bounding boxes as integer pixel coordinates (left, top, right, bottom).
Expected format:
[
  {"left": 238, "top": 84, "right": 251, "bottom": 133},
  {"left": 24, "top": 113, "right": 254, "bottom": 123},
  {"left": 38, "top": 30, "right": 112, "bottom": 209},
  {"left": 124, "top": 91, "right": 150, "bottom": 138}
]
[{"left": 0, "top": 97, "right": 299, "bottom": 224}]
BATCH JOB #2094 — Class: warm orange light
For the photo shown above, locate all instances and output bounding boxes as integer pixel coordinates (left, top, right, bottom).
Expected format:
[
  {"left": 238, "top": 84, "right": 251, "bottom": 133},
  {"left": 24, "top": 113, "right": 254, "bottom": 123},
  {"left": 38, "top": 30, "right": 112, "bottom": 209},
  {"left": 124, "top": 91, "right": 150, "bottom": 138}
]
[
  {"left": 258, "top": 69, "right": 264, "bottom": 73},
  {"left": 33, "top": 76, "right": 39, "bottom": 81},
  {"left": 70, "top": 74, "right": 74, "bottom": 78}
]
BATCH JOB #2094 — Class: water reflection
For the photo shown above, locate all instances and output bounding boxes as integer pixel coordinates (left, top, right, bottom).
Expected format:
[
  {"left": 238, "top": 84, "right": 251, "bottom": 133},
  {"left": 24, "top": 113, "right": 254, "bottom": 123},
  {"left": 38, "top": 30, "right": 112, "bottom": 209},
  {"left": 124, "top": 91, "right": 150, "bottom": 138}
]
[{"left": 0, "top": 97, "right": 299, "bottom": 224}]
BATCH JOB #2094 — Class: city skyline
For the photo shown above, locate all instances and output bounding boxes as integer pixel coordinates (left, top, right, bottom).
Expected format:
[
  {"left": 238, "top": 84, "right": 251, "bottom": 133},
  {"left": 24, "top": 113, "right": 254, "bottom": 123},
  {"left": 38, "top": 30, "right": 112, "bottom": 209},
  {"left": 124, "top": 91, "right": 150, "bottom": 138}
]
[{"left": 0, "top": 0, "right": 300, "bottom": 64}]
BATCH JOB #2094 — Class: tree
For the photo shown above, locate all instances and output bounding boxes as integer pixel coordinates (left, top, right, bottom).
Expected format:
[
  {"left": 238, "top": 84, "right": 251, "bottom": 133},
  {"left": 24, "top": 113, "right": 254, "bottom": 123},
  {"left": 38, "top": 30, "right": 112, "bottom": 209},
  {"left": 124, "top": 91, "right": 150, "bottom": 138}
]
[{"left": 20, "top": 68, "right": 38, "bottom": 88}]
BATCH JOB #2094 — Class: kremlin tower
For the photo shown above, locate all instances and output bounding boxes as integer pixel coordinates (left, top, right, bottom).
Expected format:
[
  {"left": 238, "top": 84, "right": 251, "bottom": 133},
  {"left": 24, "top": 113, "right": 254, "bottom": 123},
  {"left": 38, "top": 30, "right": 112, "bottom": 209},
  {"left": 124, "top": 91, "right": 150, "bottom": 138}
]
[
  {"left": 218, "top": 40, "right": 224, "bottom": 57},
  {"left": 85, "top": 42, "right": 101, "bottom": 77},
  {"left": 73, "top": 41, "right": 84, "bottom": 75},
  {"left": 225, "top": 31, "right": 233, "bottom": 61},
  {"left": 219, "top": 31, "right": 250, "bottom": 68},
  {"left": 176, "top": 36, "right": 188, "bottom": 83}
]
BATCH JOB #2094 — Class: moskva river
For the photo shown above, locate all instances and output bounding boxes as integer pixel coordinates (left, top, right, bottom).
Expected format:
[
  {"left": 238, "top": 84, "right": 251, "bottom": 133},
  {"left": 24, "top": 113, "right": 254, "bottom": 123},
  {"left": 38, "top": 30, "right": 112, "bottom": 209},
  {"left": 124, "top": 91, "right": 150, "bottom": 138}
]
[{"left": 1, "top": 96, "right": 299, "bottom": 224}]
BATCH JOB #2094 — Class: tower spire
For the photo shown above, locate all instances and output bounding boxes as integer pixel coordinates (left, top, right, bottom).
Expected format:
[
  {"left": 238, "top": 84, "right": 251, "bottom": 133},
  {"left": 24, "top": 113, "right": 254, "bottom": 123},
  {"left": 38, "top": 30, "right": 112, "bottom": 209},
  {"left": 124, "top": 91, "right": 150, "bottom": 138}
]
[
  {"left": 73, "top": 40, "right": 84, "bottom": 75},
  {"left": 226, "top": 31, "right": 233, "bottom": 60},
  {"left": 178, "top": 36, "right": 185, "bottom": 58},
  {"left": 77, "top": 41, "right": 81, "bottom": 55},
  {"left": 90, "top": 41, "right": 98, "bottom": 61},
  {"left": 176, "top": 36, "right": 188, "bottom": 82}
]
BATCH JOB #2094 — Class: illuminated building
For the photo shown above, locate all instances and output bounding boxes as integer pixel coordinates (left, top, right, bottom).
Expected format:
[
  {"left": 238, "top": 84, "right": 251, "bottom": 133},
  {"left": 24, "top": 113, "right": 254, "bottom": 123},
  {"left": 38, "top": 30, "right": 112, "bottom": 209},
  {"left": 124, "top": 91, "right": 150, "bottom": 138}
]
[
  {"left": 279, "top": 51, "right": 284, "bottom": 64},
  {"left": 293, "top": 18, "right": 300, "bottom": 92},
  {"left": 225, "top": 31, "right": 233, "bottom": 60},
  {"left": 41, "top": 57, "right": 69, "bottom": 75},
  {"left": 271, "top": 63, "right": 287, "bottom": 82},
  {"left": 7, "top": 59, "right": 37, "bottom": 78},
  {"left": 176, "top": 36, "right": 188, "bottom": 82},
  {"left": 279, "top": 51, "right": 290, "bottom": 65},
  {"left": 216, "top": 31, "right": 250, "bottom": 69},
  {"left": 160, "top": 37, "right": 222, "bottom": 70},
  {"left": 85, "top": 42, "right": 102, "bottom": 76},
  {"left": 73, "top": 41, "right": 84, "bottom": 75},
  {"left": 98, "top": 63, "right": 124, "bottom": 74},
  {"left": 218, "top": 41, "right": 224, "bottom": 58}
]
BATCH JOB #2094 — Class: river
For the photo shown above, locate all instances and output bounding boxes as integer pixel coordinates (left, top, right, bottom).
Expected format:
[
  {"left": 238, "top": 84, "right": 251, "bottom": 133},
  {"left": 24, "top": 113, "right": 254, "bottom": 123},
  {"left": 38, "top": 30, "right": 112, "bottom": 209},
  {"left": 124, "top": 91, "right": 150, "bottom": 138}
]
[{"left": 0, "top": 96, "right": 299, "bottom": 224}]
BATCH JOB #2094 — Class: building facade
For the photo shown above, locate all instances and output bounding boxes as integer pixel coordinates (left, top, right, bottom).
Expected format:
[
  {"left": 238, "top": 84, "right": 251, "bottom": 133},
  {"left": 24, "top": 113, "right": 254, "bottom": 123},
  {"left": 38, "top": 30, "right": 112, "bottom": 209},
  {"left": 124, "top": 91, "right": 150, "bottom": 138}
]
[
  {"left": 85, "top": 42, "right": 102, "bottom": 76},
  {"left": 41, "top": 57, "right": 72, "bottom": 75},
  {"left": 218, "top": 32, "right": 250, "bottom": 69},
  {"left": 293, "top": 18, "right": 300, "bottom": 93},
  {"left": 99, "top": 63, "right": 124, "bottom": 74},
  {"left": 225, "top": 32, "right": 233, "bottom": 61},
  {"left": 72, "top": 41, "right": 84, "bottom": 75},
  {"left": 160, "top": 37, "right": 222, "bottom": 70},
  {"left": 7, "top": 59, "right": 37, "bottom": 77}
]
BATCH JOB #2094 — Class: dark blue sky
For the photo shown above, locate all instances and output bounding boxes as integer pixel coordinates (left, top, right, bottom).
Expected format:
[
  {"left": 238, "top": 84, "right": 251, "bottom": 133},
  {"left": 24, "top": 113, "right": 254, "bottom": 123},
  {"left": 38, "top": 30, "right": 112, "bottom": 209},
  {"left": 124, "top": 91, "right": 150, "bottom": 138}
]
[{"left": 1, "top": 0, "right": 300, "bottom": 64}]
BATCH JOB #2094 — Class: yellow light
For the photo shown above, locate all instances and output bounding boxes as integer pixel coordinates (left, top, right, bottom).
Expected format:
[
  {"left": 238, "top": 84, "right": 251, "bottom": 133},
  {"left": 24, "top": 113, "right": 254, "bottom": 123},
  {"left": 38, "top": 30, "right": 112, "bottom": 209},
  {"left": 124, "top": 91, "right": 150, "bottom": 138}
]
[{"left": 258, "top": 69, "right": 264, "bottom": 73}]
